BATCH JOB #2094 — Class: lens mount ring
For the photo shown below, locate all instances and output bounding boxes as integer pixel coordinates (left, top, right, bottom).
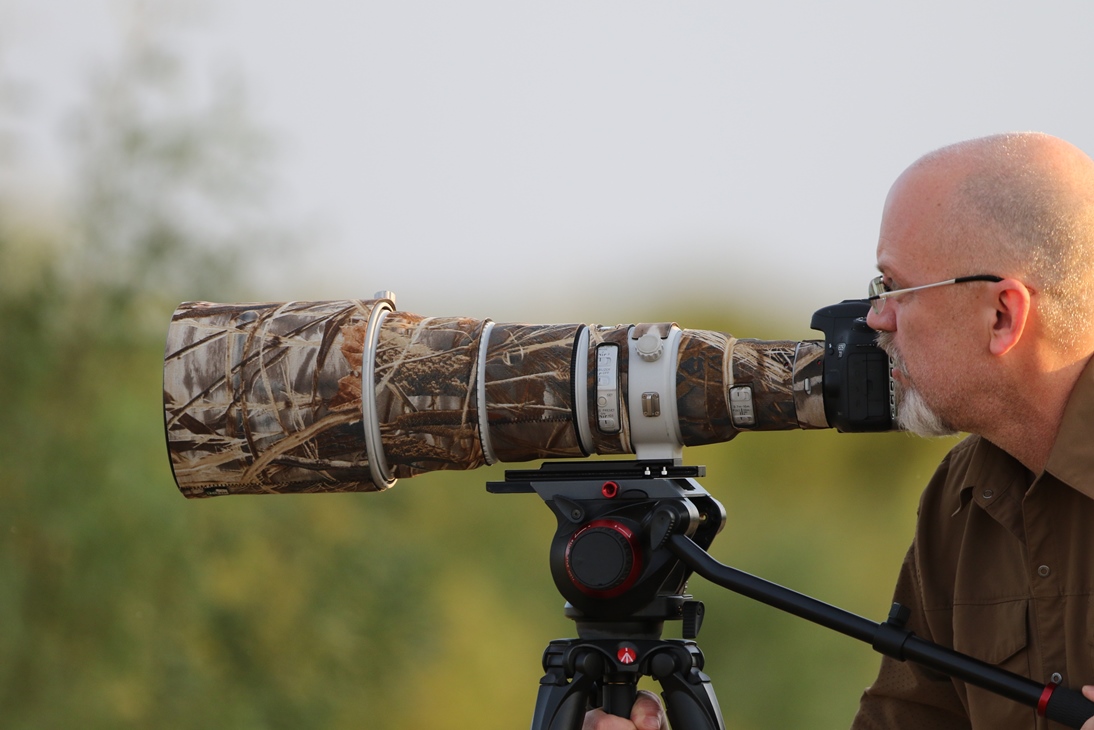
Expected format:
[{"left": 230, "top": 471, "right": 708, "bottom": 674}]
[
  {"left": 363, "top": 297, "right": 397, "bottom": 489},
  {"left": 476, "top": 320, "right": 497, "bottom": 465}
]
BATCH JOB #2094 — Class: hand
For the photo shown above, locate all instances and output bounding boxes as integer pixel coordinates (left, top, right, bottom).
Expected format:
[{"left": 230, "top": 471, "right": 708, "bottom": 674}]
[
  {"left": 1081, "top": 686, "right": 1094, "bottom": 730},
  {"left": 582, "top": 690, "right": 667, "bottom": 730}
]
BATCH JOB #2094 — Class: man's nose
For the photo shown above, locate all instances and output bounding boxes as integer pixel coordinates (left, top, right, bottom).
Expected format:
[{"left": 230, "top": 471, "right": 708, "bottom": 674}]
[{"left": 866, "top": 303, "right": 893, "bottom": 332}]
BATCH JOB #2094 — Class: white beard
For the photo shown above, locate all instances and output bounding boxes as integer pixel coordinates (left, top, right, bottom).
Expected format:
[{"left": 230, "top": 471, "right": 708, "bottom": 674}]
[
  {"left": 876, "top": 332, "right": 958, "bottom": 438},
  {"left": 896, "top": 385, "right": 958, "bottom": 438}
]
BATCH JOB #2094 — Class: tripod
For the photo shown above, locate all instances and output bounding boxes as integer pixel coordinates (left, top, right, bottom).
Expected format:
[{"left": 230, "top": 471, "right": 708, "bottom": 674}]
[
  {"left": 491, "top": 460, "right": 727, "bottom": 730},
  {"left": 489, "top": 460, "right": 1094, "bottom": 730}
]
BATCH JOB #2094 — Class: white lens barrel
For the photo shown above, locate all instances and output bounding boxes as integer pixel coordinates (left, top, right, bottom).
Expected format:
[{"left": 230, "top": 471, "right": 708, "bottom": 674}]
[{"left": 626, "top": 324, "right": 685, "bottom": 461}]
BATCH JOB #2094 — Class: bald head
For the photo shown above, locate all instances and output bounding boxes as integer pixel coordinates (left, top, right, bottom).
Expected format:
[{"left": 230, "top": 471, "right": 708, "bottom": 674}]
[{"left": 903, "top": 133, "right": 1094, "bottom": 353}]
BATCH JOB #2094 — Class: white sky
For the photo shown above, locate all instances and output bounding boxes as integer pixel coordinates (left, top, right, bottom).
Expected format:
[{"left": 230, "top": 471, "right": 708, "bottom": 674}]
[{"left": 4, "top": 0, "right": 1094, "bottom": 331}]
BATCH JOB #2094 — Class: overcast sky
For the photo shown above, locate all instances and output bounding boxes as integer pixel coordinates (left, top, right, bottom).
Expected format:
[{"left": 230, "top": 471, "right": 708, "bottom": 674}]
[{"left": 5, "top": 1, "right": 1094, "bottom": 332}]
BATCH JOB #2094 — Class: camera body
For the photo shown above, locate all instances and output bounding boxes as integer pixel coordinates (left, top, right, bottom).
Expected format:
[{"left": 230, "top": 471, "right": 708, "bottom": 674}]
[{"left": 810, "top": 300, "right": 894, "bottom": 433}]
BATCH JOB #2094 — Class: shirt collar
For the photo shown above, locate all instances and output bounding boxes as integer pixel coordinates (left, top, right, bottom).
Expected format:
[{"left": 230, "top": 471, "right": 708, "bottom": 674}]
[
  {"left": 962, "top": 435, "right": 1025, "bottom": 497},
  {"left": 1044, "top": 355, "right": 1094, "bottom": 500}
]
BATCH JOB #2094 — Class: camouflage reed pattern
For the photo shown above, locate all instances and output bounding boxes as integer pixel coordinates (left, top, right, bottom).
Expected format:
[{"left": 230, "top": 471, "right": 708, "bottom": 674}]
[
  {"left": 373, "top": 312, "right": 488, "bottom": 480},
  {"left": 729, "top": 339, "right": 828, "bottom": 431},
  {"left": 482, "top": 323, "right": 586, "bottom": 463},
  {"left": 164, "top": 300, "right": 382, "bottom": 498},
  {"left": 164, "top": 297, "right": 832, "bottom": 497}
]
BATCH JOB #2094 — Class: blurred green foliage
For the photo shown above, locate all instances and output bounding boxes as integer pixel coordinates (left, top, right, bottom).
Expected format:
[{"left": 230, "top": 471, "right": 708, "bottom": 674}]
[{"left": 0, "top": 29, "right": 960, "bottom": 730}]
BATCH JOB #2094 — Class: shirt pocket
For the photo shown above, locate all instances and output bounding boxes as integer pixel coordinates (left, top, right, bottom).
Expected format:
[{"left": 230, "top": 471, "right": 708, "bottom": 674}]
[
  {"left": 951, "top": 600, "right": 1032, "bottom": 726},
  {"left": 953, "top": 600, "right": 1028, "bottom": 664}
]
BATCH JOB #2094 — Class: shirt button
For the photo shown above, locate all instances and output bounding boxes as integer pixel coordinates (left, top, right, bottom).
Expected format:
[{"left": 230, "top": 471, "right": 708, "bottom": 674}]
[
  {"left": 1037, "top": 565, "right": 1051, "bottom": 577},
  {"left": 1051, "top": 672, "right": 1064, "bottom": 684},
  {"left": 981, "top": 488, "right": 994, "bottom": 499}
]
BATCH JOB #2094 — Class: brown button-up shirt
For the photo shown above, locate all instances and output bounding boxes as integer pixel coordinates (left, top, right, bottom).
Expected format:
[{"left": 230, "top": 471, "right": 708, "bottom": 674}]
[{"left": 852, "top": 357, "right": 1094, "bottom": 729}]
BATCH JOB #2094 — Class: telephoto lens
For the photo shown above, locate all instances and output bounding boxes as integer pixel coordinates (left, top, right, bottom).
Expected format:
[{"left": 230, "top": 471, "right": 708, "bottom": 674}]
[{"left": 164, "top": 292, "right": 887, "bottom": 498}]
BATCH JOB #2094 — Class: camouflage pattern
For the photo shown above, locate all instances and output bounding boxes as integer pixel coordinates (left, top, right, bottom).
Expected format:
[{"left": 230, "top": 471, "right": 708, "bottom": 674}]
[
  {"left": 730, "top": 339, "right": 828, "bottom": 431},
  {"left": 482, "top": 323, "right": 585, "bottom": 463},
  {"left": 789, "top": 341, "right": 827, "bottom": 429},
  {"left": 675, "top": 328, "right": 738, "bottom": 446},
  {"left": 372, "top": 312, "right": 488, "bottom": 479},
  {"left": 163, "top": 300, "right": 383, "bottom": 497},
  {"left": 164, "top": 299, "right": 833, "bottom": 498}
]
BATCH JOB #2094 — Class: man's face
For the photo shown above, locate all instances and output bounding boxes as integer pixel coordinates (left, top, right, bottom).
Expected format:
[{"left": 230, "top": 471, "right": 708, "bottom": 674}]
[
  {"left": 865, "top": 165, "right": 981, "bottom": 437},
  {"left": 875, "top": 331, "right": 957, "bottom": 437}
]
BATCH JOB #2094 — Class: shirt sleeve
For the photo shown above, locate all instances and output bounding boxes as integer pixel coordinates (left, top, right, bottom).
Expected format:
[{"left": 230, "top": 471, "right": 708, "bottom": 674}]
[{"left": 850, "top": 541, "right": 970, "bottom": 730}]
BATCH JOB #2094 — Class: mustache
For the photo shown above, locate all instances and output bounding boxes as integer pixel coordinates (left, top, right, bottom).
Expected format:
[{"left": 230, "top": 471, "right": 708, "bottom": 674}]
[
  {"left": 875, "top": 330, "right": 894, "bottom": 355},
  {"left": 875, "top": 331, "right": 905, "bottom": 375}
]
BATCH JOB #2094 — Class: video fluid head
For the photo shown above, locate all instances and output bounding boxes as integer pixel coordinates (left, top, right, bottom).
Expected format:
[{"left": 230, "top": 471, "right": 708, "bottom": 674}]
[{"left": 162, "top": 293, "right": 893, "bottom": 498}]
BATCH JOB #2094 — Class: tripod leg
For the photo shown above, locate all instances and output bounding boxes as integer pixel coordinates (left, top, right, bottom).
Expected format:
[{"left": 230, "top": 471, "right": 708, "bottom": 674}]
[
  {"left": 530, "top": 681, "right": 590, "bottom": 730},
  {"left": 651, "top": 643, "right": 726, "bottom": 730},
  {"left": 530, "top": 641, "right": 602, "bottom": 730}
]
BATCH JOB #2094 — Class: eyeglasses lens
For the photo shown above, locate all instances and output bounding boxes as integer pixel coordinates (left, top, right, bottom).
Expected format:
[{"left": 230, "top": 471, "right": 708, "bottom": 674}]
[{"left": 868, "top": 276, "right": 885, "bottom": 313}]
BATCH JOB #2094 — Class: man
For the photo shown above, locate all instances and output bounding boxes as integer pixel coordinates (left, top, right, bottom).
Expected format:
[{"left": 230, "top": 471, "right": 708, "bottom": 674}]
[
  {"left": 587, "top": 132, "right": 1094, "bottom": 729},
  {"left": 855, "top": 131, "right": 1094, "bottom": 729}
]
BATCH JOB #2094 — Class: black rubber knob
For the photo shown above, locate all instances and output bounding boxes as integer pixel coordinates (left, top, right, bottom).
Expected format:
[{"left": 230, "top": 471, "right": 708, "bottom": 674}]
[{"left": 568, "top": 526, "right": 634, "bottom": 591}]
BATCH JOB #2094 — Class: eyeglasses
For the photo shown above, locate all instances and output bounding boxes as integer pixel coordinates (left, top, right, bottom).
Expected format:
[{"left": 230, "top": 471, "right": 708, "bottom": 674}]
[{"left": 867, "top": 274, "right": 1003, "bottom": 314}]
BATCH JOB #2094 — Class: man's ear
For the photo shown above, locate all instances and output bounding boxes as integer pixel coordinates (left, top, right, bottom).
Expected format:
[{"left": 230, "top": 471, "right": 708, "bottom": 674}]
[{"left": 989, "top": 278, "right": 1031, "bottom": 356}]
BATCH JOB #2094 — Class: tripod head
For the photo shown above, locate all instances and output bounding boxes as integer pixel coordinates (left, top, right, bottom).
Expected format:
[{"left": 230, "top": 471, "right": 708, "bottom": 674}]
[
  {"left": 490, "top": 460, "right": 724, "bottom": 631},
  {"left": 490, "top": 460, "right": 729, "bottom": 729}
]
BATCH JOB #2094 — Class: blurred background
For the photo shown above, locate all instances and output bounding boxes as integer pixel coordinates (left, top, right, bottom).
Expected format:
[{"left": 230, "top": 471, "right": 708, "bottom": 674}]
[{"left": 1, "top": 1, "right": 1090, "bottom": 727}]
